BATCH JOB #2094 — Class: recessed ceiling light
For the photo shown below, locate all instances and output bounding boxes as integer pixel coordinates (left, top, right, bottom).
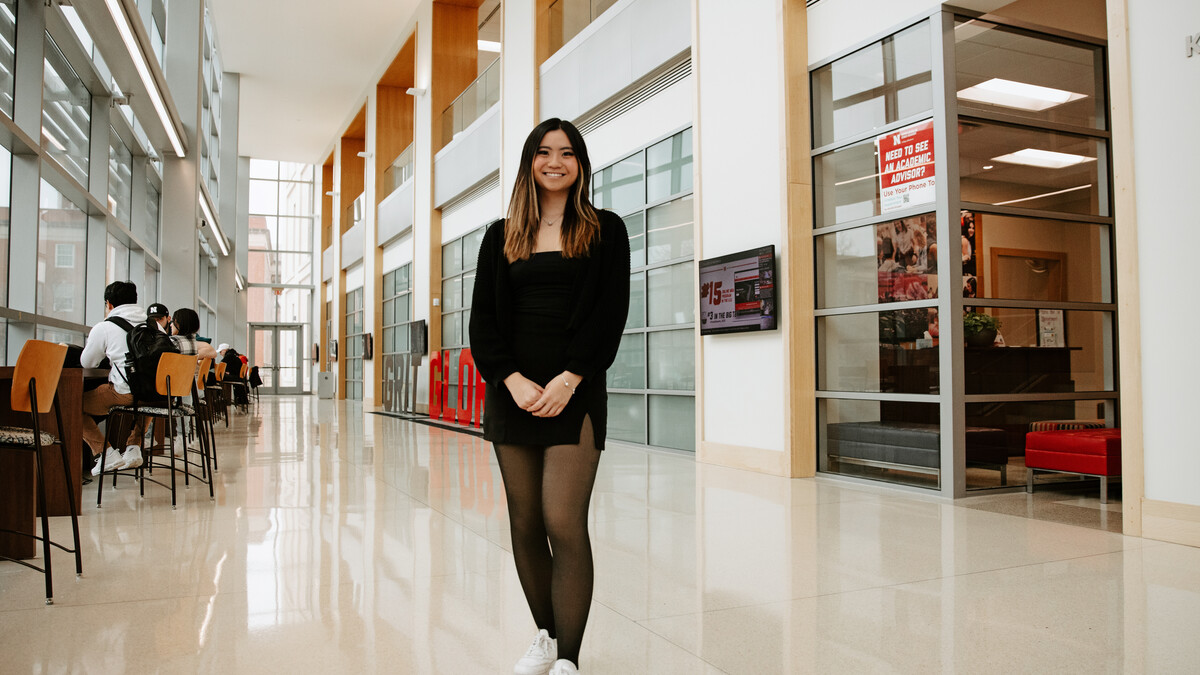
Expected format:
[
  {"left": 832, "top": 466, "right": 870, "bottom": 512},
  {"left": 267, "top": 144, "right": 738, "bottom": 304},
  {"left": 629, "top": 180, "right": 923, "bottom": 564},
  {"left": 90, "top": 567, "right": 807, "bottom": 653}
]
[
  {"left": 992, "top": 148, "right": 1096, "bottom": 169},
  {"left": 982, "top": 165, "right": 994, "bottom": 170},
  {"left": 958, "top": 78, "right": 1087, "bottom": 112},
  {"left": 477, "top": 40, "right": 501, "bottom": 52}
]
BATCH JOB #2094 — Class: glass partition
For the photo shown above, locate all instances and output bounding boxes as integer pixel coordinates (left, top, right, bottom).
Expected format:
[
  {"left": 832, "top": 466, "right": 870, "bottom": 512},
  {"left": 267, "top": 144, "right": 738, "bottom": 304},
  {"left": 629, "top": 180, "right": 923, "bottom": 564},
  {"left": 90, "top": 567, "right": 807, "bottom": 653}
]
[
  {"left": 109, "top": 130, "right": 133, "bottom": 225},
  {"left": 955, "top": 19, "right": 1105, "bottom": 130},
  {"left": 547, "top": 0, "right": 622, "bottom": 56},
  {"left": 818, "top": 308, "right": 940, "bottom": 395},
  {"left": 812, "top": 20, "right": 933, "bottom": 147},
  {"left": 383, "top": 144, "right": 415, "bottom": 195},
  {"left": 819, "top": 398, "right": 941, "bottom": 489},
  {"left": 0, "top": 146, "right": 9, "bottom": 305},
  {"left": 440, "top": 58, "right": 500, "bottom": 148},
  {"left": 42, "top": 34, "right": 91, "bottom": 186},
  {"left": 38, "top": 179, "right": 87, "bottom": 325},
  {"left": 0, "top": 1, "right": 15, "bottom": 119},
  {"left": 817, "top": 213, "right": 938, "bottom": 309},
  {"left": 959, "top": 121, "right": 1107, "bottom": 216}
]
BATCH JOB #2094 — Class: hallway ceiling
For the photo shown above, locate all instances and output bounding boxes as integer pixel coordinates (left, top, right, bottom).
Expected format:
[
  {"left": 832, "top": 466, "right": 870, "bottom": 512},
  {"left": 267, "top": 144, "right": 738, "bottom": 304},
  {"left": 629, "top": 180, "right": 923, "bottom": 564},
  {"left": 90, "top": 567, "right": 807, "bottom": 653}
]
[{"left": 208, "top": 0, "right": 422, "bottom": 163}]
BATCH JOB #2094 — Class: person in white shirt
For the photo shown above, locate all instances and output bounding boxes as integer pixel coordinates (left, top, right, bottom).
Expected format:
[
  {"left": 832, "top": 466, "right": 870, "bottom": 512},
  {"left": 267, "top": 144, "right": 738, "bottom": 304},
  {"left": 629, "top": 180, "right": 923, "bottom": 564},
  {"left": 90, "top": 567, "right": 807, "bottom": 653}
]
[{"left": 80, "top": 281, "right": 148, "bottom": 474}]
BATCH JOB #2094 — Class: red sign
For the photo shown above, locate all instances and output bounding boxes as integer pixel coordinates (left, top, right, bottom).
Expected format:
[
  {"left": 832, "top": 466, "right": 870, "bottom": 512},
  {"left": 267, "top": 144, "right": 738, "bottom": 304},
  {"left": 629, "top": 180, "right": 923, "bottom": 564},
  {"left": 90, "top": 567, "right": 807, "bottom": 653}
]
[{"left": 876, "top": 120, "right": 936, "bottom": 213}]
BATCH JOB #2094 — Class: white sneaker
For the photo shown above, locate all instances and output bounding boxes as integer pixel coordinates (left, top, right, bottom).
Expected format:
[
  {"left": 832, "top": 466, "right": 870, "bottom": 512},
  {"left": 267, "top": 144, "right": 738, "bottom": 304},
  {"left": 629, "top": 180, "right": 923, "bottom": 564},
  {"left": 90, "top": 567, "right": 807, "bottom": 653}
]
[
  {"left": 548, "top": 660, "right": 579, "bottom": 675},
  {"left": 92, "top": 448, "right": 123, "bottom": 475},
  {"left": 121, "top": 445, "right": 144, "bottom": 469},
  {"left": 514, "top": 629, "right": 557, "bottom": 675}
]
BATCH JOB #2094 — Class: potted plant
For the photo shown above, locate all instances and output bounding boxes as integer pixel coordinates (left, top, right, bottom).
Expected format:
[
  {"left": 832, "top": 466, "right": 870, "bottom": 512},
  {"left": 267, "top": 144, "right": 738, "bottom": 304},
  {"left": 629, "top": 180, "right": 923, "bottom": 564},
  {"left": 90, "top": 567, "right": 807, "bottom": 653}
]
[{"left": 963, "top": 311, "right": 1001, "bottom": 348}]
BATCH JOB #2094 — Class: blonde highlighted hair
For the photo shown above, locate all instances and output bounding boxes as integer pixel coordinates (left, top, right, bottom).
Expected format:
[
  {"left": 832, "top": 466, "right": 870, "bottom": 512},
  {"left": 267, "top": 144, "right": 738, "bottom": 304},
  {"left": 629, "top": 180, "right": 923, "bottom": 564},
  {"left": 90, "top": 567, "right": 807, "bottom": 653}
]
[{"left": 504, "top": 118, "right": 601, "bottom": 262}]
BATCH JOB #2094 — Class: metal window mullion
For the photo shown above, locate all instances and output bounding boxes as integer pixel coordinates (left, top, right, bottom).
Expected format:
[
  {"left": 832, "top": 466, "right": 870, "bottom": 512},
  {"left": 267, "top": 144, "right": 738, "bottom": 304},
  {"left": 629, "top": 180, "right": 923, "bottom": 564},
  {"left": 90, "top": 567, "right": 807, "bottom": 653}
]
[
  {"left": 959, "top": 299, "right": 1114, "bottom": 312},
  {"left": 815, "top": 299, "right": 938, "bottom": 316},
  {"left": 957, "top": 111, "right": 1111, "bottom": 140},
  {"left": 812, "top": 204, "right": 939, "bottom": 236},
  {"left": 816, "top": 390, "right": 941, "bottom": 402},
  {"left": 960, "top": 202, "right": 1113, "bottom": 225},
  {"left": 963, "top": 392, "right": 1118, "bottom": 403},
  {"left": 811, "top": 111, "right": 936, "bottom": 156},
  {"left": 933, "top": 10, "right": 963, "bottom": 497}
]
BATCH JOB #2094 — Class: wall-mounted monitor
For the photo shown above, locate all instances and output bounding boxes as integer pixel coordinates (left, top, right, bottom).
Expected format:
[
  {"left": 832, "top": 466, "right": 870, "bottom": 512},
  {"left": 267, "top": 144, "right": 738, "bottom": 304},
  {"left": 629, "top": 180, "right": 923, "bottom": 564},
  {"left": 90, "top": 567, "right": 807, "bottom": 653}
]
[{"left": 698, "top": 244, "right": 777, "bottom": 336}]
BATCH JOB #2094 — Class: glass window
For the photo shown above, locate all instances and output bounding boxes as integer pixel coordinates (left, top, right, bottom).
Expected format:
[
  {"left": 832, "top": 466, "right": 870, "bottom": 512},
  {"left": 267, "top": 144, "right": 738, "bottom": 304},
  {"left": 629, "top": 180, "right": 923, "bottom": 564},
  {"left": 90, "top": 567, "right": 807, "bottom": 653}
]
[
  {"left": 817, "top": 213, "right": 938, "bottom": 309},
  {"left": 108, "top": 129, "right": 133, "bottom": 225},
  {"left": 625, "top": 211, "right": 646, "bottom": 269},
  {"left": 249, "top": 179, "right": 279, "bottom": 214},
  {"left": 42, "top": 34, "right": 91, "bottom": 186},
  {"left": 592, "top": 151, "right": 644, "bottom": 214},
  {"left": 106, "top": 234, "right": 130, "bottom": 284},
  {"left": 646, "top": 196, "right": 693, "bottom": 264},
  {"left": 143, "top": 181, "right": 161, "bottom": 254},
  {"left": 818, "top": 308, "right": 940, "bottom": 395},
  {"left": 960, "top": 211, "right": 1111, "bottom": 303},
  {"left": 627, "top": 272, "right": 645, "bottom": 329},
  {"left": 813, "top": 136, "right": 885, "bottom": 227},
  {"left": 648, "top": 330, "right": 694, "bottom": 391},
  {"left": 0, "top": 1, "right": 15, "bottom": 119},
  {"left": 442, "top": 276, "right": 463, "bottom": 312},
  {"left": 609, "top": 333, "right": 645, "bottom": 390},
  {"left": 250, "top": 158, "right": 279, "bottom": 179},
  {"left": 145, "top": 261, "right": 158, "bottom": 299},
  {"left": 646, "top": 129, "right": 693, "bottom": 203},
  {"left": 963, "top": 308, "right": 1113, "bottom": 393},
  {"left": 37, "top": 180, "right": 87, "bottom": 325},
  {"left": 820, "top": 398, "right": 940, "bottom": 489},
  {"left": 443, "top": 238, "right": 462, "bottom": 277},
  {"left": 955, "top": 19, "right": 1105, "bottom": 130},
  {"left": 462, "top": 227, "right": 485, "bottom": 271},
  {"left": 812, "top": 21, "right": 933, "bottom": 147},
  {"left": 608, "top": 393, "right": 646, "bottom": 445},
  {"left": 959, "top": 121, "right": 1107, "bottom": 217},
  {"left": 964, "top": 399, "right": 1113, "bottom": 491},
  {"left": 648, "top": 395, "right": 694, "bottom": 451},
  {"left": 647, "top": 262, "right": 694, "bottom": 327}
]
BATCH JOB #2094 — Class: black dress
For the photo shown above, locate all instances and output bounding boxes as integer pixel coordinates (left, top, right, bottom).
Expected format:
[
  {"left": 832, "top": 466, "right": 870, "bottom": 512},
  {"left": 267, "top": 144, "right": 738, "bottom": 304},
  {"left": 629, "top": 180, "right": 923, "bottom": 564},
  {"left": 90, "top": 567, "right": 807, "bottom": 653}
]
[{"left": 469, "top": 212, "right": 631, "bottom": 450}]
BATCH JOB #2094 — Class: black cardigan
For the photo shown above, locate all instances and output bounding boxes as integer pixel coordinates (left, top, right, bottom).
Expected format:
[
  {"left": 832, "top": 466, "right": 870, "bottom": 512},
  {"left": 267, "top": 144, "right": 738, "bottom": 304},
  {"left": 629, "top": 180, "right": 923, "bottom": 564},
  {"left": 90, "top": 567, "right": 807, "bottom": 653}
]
[{"left": 468, "top": 210, "right": 631, "bottom": 446}]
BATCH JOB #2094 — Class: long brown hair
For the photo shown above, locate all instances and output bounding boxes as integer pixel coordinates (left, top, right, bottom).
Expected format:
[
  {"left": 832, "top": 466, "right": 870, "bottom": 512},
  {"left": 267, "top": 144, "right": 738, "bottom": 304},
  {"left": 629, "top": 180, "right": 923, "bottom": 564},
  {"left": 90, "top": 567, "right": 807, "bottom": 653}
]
[{"left": 504, "top": 118, "right": 601, "bottom": 262}]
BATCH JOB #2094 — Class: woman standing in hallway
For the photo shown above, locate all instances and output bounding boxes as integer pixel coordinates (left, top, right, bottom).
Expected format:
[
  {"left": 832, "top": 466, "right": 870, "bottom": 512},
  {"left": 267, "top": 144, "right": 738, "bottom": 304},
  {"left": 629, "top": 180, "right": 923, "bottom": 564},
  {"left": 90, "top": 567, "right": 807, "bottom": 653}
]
[{"left": 469, "top": 118, "right": 631, "bottom": 675}]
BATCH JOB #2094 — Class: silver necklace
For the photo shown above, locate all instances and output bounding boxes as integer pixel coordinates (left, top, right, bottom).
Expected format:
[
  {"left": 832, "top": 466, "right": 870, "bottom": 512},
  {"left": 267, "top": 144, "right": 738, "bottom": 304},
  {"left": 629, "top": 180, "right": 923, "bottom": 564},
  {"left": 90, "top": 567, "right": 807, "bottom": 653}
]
[{"left": 541, "top": 213, "right": 563, "bottom": 228}]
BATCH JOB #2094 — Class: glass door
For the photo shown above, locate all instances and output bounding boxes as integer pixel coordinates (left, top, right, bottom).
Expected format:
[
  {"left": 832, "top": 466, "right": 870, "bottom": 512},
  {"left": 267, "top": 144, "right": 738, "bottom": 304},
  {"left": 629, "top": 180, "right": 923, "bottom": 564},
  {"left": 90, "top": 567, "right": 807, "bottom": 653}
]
[{"left": 250, "top": 324, "right": 306, "bottom": 394}]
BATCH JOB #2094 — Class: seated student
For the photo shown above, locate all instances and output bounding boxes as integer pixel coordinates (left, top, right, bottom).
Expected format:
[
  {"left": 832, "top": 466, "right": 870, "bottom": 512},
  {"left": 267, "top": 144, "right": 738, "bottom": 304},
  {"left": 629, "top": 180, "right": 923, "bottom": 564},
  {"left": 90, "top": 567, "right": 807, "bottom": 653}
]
[
  {"left": 147, "top": 303, "right": 171, "bottom": 333},
  {"left": 79, "top": 281, "right": 147, "bottom": 474},
  {"left": 217, "top": 343, "right": 249, "bottom": 405},
  {"left": 169, "top": 308, "right": 219, "bottom": 361}
]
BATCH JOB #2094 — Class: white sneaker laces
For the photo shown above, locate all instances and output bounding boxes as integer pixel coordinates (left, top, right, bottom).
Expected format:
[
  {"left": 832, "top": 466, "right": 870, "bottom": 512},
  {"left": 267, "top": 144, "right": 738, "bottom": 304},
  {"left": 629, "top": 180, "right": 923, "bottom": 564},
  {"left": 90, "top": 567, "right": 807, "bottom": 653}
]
[{"left": 525, "top": 633, "right": 552, "bottom": 659}]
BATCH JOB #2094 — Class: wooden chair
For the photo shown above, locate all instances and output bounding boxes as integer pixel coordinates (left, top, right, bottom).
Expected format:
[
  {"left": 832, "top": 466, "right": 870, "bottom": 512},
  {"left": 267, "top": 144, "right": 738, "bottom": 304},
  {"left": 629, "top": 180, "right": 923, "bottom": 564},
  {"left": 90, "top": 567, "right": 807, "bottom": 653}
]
[
  {"left": 99, "top": 353, "right": 211, "bottom": 509},
  {"left": 206, "top": 361, "right": 229, "bottom": 428},
  {"left": 222, "top": 362, "right": 250, "bottom": 414},
  {"left": 0, "top": 340, "right": 82, "bottom": 604},
  {"left": 194, "top": 358, "right": 219, "bottom": 473}
]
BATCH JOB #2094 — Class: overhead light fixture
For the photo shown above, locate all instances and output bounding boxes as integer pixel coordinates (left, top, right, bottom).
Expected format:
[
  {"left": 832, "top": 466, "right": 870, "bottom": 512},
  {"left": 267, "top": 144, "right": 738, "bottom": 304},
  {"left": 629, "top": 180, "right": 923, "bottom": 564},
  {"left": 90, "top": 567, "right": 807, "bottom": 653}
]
[
  {"left": 356, "top": 151, "right": 372, "bottom": 158},
  {"left": 325, "top": 190, "right": 338, "bottom": 197},
  {"left": 982, "top": 165, "right": 994, "bottom": 170},
  {"left": 405, "top": 87, "right": 426, "bottom": 96},
  {"left": 958, "top": 78, "right": 1087, "bottom": 112},
  {"left": 198, "top": 193, "right": 229, "bottom": 256},
  {"left": 234, "top": 271, "right": 245, "bottom": 292},
  {"left": 992, "top": 148, "right": 1096, "bottom": 169},
  {"left": 105, "top": 0, "right": 186, "bottom": 158},
  {"left": 477, "top": 40, "right": 501, "bottom": 52}
]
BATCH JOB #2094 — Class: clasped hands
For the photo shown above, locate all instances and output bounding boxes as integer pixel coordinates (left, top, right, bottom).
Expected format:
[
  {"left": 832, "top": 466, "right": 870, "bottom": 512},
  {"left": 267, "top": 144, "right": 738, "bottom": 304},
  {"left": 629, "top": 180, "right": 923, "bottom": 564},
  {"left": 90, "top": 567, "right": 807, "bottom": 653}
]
[{"left": 504, "top": 371, "right": 580, "bottom": 418}]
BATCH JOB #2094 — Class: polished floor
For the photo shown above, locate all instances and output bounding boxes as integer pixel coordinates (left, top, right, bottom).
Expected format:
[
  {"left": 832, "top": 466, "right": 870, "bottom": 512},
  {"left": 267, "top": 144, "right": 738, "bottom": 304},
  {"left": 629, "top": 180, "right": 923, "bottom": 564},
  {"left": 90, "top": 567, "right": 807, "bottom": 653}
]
[{"left": 2, "top": 396, "right": 1198, "bottom": 673}]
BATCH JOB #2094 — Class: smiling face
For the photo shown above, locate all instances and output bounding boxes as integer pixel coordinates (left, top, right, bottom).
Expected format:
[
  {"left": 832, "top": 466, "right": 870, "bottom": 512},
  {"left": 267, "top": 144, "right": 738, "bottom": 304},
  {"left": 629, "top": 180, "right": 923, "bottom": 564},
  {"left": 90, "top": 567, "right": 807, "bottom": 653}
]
[{"left": 531, "top": 129, "right": 579, "bottom": 197}]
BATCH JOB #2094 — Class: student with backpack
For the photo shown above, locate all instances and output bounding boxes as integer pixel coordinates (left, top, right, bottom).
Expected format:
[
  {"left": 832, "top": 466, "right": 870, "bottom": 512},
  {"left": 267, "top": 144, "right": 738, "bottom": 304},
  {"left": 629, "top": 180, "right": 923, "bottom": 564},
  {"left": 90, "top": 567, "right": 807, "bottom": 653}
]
[{"left": 78, "top": 281, "right": 156, "bottom": 474}]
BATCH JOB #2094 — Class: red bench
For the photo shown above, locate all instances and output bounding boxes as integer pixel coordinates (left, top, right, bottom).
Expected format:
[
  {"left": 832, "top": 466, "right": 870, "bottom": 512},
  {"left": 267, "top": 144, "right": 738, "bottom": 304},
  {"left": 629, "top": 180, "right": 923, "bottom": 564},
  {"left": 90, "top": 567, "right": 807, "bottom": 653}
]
[{"left": 1025, "top": 428, "right": 1121, "bottom": 503}]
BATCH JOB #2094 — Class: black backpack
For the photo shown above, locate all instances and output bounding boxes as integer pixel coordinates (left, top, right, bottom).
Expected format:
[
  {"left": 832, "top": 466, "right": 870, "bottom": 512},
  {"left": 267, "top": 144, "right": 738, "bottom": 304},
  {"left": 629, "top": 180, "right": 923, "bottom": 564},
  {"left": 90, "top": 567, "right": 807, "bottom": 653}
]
[{"left": 107, "top": 317, "right": 181, "bottom": 403}]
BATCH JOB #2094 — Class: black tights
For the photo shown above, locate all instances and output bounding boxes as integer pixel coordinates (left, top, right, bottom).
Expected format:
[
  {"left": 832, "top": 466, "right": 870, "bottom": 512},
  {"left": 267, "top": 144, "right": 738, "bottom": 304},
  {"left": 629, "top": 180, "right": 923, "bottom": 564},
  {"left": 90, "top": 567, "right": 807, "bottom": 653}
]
[{"left": 494, "top": 416, "right": 601, "bottom": 666}]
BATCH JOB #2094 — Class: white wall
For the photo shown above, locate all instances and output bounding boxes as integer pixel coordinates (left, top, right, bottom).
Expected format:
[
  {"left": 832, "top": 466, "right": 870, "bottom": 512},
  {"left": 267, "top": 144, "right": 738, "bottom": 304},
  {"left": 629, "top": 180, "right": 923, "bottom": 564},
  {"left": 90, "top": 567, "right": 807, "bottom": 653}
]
[
  {"left": 441, "top": 183, "right": 502, "bottom": 243},
  {"left": 1129, "top": 0, "right": 1200, "bottom": 506},
  {"left": 583, "top": 74, "right": 693, "bottom": 169},
  {"left": 695, "top": 0, "right": 788, "bottom": 453}
]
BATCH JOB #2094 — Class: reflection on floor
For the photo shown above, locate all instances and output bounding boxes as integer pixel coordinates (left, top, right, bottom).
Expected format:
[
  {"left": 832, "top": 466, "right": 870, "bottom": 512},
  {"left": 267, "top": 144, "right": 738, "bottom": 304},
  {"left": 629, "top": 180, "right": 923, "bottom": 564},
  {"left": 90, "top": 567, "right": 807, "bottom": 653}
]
[{"left": 0, "top": 397, "right": 1196, "bottom": 674}]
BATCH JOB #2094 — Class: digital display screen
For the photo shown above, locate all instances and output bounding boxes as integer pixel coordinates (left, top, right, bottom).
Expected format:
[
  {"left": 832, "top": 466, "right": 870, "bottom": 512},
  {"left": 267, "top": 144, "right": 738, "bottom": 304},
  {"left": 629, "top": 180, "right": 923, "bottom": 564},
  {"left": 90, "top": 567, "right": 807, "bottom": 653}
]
[{"left": 698, "top": 245, "right": 777, "bottom": 336}]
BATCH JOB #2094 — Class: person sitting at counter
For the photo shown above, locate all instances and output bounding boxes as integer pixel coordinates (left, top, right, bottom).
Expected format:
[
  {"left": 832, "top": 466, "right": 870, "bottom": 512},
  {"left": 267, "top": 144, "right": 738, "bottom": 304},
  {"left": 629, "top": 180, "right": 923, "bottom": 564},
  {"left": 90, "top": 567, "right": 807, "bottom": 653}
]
[{"left": 80, "top": 281, "right": 148, "bottom": 475}]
